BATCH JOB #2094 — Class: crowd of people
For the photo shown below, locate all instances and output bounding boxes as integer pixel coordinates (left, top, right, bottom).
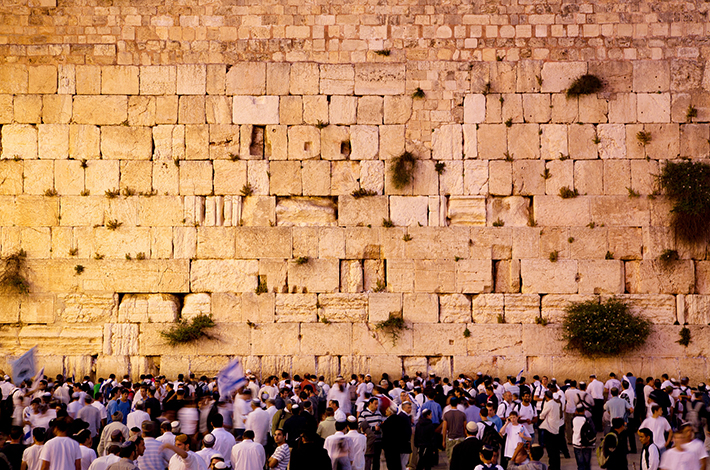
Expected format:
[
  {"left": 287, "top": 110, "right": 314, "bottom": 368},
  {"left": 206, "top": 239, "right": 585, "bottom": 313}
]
[{"left": 0, "top": 369, "right": 708, "bottom": 470}]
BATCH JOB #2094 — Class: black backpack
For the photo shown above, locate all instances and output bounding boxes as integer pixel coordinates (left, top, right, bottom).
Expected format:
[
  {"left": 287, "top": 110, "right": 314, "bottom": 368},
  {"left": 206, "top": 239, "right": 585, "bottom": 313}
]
[
  {"left": 480, "top": 422, "right": 503, "bottom": 449},
  {"left": 580, "top": 417, "right": 596, "bottom": 447}
]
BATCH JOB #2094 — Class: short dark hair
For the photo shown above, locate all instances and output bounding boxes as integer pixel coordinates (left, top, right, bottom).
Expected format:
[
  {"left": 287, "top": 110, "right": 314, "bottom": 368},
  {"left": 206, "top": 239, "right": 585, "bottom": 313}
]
[
  {"left": 335, "top": 421, "right": 347, "bottom": 432},
  {"left": 530, "top": 444, "right": 544, "bottom": 461},
  {"left": 211, "top": 413, "right": 223, "bottom": 428},
  {"left": 119, "top": 442, "right": 136, "bottom": 458},
  {"left": 611, "top": 417, "right": 625, "bottom": 430},
  {"left": 243, "top": 430, "right": 255, "bottom": 440},
  {"left": 638, "top": 428, "right": 653, "bottom": 441}
]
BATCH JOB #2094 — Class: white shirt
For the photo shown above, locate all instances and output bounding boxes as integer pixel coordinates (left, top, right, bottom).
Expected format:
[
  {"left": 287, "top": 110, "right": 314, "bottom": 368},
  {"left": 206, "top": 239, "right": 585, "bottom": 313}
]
[
  {"left": 516, "top": 402, "right": 537, "bottom": 435},
  {"left": 67, "top": 400, "right": 84, "bottom": 419},
  {"left": 211, "top": 428, "right": 237, "bottom": 467},
  {"left": 327, "top": 386, "right": 351, "bottom": 416},
  {"left": 641, "top": 444, "right": 660, "bottom": 470},
  {"left": 231, "top": 439, "right": 266, "bottom": 470},
  {"left": 168, "top": 451, "right": 207, "bottom": 470},
  {"left": 346, "top": 429, "right": 367, "bottom": 470},
  {"left": 684, "top": 439, "right": 709, "bottom": 463},
  {"left": 245, "top": 407, "right": 271, "bottom": 446},
  {"left": 571, "top": 415, "right": 586, "bottom": 447},
  {"left": 564, "top": 388, "right": 579, "bottom": 414},
  {"left": 195, "top": 447, "right": 220, "bottom": 467},
  {"left": 176, "top": 407, "right": 199, "bottom": 435},
  {"left": 640, "top": 416, "right": 671, "bottom": 450},
  {"left": 80, "top": 445, "right": 96, "bottom": 470},
  {"left": 22, "top": 444, "right": 44, "bottom": 470},
  {"left": 233, "top": 397, "right": 250, "bottom": 430},
  {"left": 40, "top": 436, "right": 82, "bottom": 470},
  {"left": 501, "top": 423, "right": 529, "bottom": 458},
  {"left": 588, "top": 379, "right": 604, "bottom": 400},
  {"left": 605, "top": 378, "right": 622, "bottom": 393},
  {"left": 324, "top": 431, "right": 353, "bottom": 464},
  {"left": 87, "top": 454, "right": 121, "bottom": 470},
  {"left": 660, "top": 446, "right": 700, "bottom": 470},
  {"left": 334, "top": 408, "right": 347, "bottom": 423},
  {"left": 92, "top": 401, "right": 108, "bottom": 421}
]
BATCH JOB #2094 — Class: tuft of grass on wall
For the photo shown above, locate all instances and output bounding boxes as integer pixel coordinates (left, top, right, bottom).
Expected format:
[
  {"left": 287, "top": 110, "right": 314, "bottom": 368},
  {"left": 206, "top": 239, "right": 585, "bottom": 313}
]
[
  {"left": 566, "top": 74, "right": 603, "bottom": 97},
  {"left": 160, "top": 314, "right": 216, "bottom": 346}
]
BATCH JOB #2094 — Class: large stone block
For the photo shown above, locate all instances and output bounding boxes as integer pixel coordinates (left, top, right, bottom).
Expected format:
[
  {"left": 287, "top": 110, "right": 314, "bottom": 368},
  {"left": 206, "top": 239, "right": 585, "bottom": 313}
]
[
  {"left": 683, "top": 295, "right": 710, "bottom": 325},
  {"left": 609, "top": 294, "right": 677, "bottom": 324},
  {"left": 1, "top": 124, "right": 37, "bottom": 160},
  {"left": 73, "top": 96, "right": 127, "bottom": 125},
  {"left": 504, "top": 293, "right": 540, "bottom": 324},
  {"left": 541, "top": 62, "right": 587, "bottom": 93},
  {"left": 287, "top": 125, "right": 321, "bottom": 160},
  {"left": 338, "top": 196, "right": 388, "bottom": 227},
  {"left": 351, "top": 125, "right": 379, "bottom": 160},
  {"left": 0, "top": 196, "right": 58, "bottom": 227},
  {"left": 232, "top": 96, "right": 279, "bottom": 125},
  {"left": 633, "top": 60, "right": 670, "bottom": 92},
  {"left": 368, "top": 293, "right": 402, "bottom": 323},
  {"left": 177, "top": 64, "right": 206, "bottom": 95},
  {"left": 521, "top": 259, "right": 578, "bottom": 294},
  {"left": 300, "top": 323, "right": 352, "bottom": 355},
  {"left": 540, "top": 294, "right": 597, "bottom": 323},
  {"left": 577, "top": 260, "right": 624, "bottom": 294},
  {"left": 276, "top": 197, "right": 336, "bottom": 226},
  {"left": 625, "top": 260, "right": 695, "bottom": 294},
  {"left": 18, "top": 325, "right": 102, "bottom": 356},
  {"left": 118, "top": 293, "right": 179, "bottom": 323},
  {"left": 487, "top": 196, "right": 530, "bottom": 227},
  {"left": 439, "top": 294, "right": 472, "bottom": 323},
  {"left": 102, "top": 66, "right": 139, "bottom": 95},
  {"left": 139, "top": 66, "right": 177, "bottom": 95},
  {"left": 57, "top": 292, "right": 117, "bottom": 323},
  {"left": 0, "top": 65, "right": 28, "bottom": 94},
  {"left": 477, "top": 124, "right": 507, "bottom": 160},
  {"left": 413, "top": 259, "right": 455, "bottom": 293},
  {"left": 637, "top": 93, "right": 671, "bottom": 123},
  {"left": 540, "top": 124, "right": 568, "bottom": 161},
  {"left": 234, "top": 227, "right": 291, "bottom": 258},
  {"left": 403, "top": 293, "right": 438, "bottom": 323},
  {"left": 274, "top": 293, "right": 317, "bottom": 322},
  {"left": 432, "top": 124, "right": 462, "bottom": 160},
  {"left": 190, "top": 260, "right": 258, "bottom": 292},
  {"left": 320, "top": 65, "right": 355, "bottom": 95},
  {"left": 384, "top": 95, "right": 412, "bottom": 125},
  {"left": 455, "top": 259, "right": 493, "bottom": 293},
  {"left": 533, "top": 196, "right": 590, "bottom": 226},
  {"left": 389, "top": 196, "right": 428, "bottom": 227},
  {"left": 319, "top": 293, "right": 368, "bottom": 322},
  {"left": 101, "top": 126, "right": 152, "bottom": 160},
  {"left": 354, "top": 63, "right": 405, "bottom": 95},
  {"left": 590, "top": 196, "right": 649, "bottom": 227},
  {"left": 28, "top": 66, "right": 57, "bottom": 95},
  {"left": 411, "top": 323, "right": 465, "bottom": 355},
  {"left": 103, "top": 323, "right": 139, "bottom": 356},
  {"left": 288, "top": 259, "right": 339, "bottom": 293},
  {"left": 447, "top": 196, "right": 486, "bottom": 226}
]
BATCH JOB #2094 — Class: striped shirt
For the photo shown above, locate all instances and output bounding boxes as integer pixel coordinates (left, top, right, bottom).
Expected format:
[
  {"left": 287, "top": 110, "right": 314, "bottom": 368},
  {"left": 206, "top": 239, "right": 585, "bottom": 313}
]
[
  {"left": 271, "top": 444, "right": 290, "bottom": 470},
  {"left": 358, "top": 409, "right": 384, "bottom": 441}
]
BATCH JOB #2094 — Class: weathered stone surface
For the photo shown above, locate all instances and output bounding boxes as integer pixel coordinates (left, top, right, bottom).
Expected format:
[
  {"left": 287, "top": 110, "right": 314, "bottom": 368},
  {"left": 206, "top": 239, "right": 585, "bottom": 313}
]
[
  {"left": 274, "top": 294, "right": 317, "bottom": 322},
  {"left": 540, "top": 294, "right": 597, "bottom": 323},
  {"left": 432, "top": 124, "right": 462, "bottom": 160},
  {"left": 354, "top": 64, "right": 405, "bottom": 95},
  {"left": 181, "top": 293, "right": 211, "bottom": 319},
  {"left": 232, "top": 96, "right": 279, "bottom": 125},
  {"left": 389, "top": 196, "right": 428, "bottom": 226},
  {"left": 625, "top": 260, "right": 695, "bottom": 294},
  {"left": 448, "top": 196, "right": 486, "bottom": 226},
  {"left": 439, "top": 294, "right": 472, "bottom": 323},
  {"left": 368, "top": 293, "right": 402, "bottom": 323},
  {"left": 577, "top": 260, "right": 624, "bottom": 294},
  {"left": 190, "top": 260, "right": 258, "bottom": 292},
  {"left": 521, "top": 259, "right": 578, "bottom": 294},
  {"left": 276, "top": 197, "right": 336, "bottom": 226},
  {"left": 118, "top": 293, "right": 179, "bottom": 323},
  {"left": 101, "top": 126, "right": 152, "bottom": 160},
  {"left": 608, "top": 294, "right": 677, "bottom": 324},
  {"left": 319, "top": 293, "right": 368, "bottom": 322},
  {"left": 684, "top": 295, "right": 710, "bottom": 325},
  {"left": 288, "top": 259, "right": 339, "bottom": 293},
  {"left": 58, "top": 293, "right": 117, "bottom": 323},
  {"left": 455, "top": 259, "right": 493, "bottom": 293},
  {"left": 338, "top": 196, "right": 388, "bottom": 227},
  {"left": 504, "top": 294, "right": 540, "bottom": 324},
  {"left": 487, "top": 196, "right": 530, "bottom": 227},
  {"left": 533, "top": 196, "right": 590, "bottom": 226},
  {"left": 541, "top": 62, "right": 587, "bottom": 93},
  {"left": 341, "top": 259, "right": 364, "bottom": 293}
]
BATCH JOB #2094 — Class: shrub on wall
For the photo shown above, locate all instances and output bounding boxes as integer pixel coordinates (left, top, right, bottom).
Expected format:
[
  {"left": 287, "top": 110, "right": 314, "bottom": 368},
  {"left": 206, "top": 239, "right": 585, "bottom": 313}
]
[
  {"left": 160, "top": 314, "right": 216, "bottom": 346},
  {"left": 657, "top": 160, "right": 710, "bottom": 242},
  {"left": 562, "top": 299, "right": 651, "bottom": 357}
]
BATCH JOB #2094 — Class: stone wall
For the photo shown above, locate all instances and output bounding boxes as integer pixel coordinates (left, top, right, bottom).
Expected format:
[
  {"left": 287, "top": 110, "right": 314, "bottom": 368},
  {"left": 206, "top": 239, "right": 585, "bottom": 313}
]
[{"left": 0, "top": 0, "right": 709, "bottom": 381}]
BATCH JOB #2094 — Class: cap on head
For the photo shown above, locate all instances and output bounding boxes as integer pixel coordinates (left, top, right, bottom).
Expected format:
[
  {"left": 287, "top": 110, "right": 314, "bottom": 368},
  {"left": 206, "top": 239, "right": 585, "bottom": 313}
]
[
  {"left": 466, "top": 421, "right": 478, "bottom": 433},
  {"left": 174, "top": 434, "right": 189, "bottom": 444},
  {"left": 170, "top": 421, "right": 180, "bottom": 432}
]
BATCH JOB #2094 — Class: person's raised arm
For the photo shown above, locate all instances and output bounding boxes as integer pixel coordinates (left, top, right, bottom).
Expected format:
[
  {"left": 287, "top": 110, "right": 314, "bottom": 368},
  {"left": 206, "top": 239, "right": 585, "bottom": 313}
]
[{"left": 160, "top": 443, "right": 188, "bottom": 459}]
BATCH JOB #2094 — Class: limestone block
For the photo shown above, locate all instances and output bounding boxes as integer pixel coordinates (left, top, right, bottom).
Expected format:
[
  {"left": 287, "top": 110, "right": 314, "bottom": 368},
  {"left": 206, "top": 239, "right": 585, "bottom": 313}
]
[
  {"left": 318, "top": 125, "right": 347, "bottom": 161},
  {"left": 74, "top": 65, "right": 100, "bottom": 95},
  {"left": 178, "top": 96, "right": 205, "bottom": 124},
  {"left": 512, "top": 160, "right": 544, "bottom": 196},
  {"left": 578, "top": 95, "right": 608, "bottom": 123},
  {"left": 502, "top": 93, "right": 523, "bottom": 124},
  {"left": 126, "top": 96, "right": 156, "bottom": 127},
  {"left": 609, "top": 294, "right": 677, "bottom": 324},
  {"left": 438, "top": 294, "right": 471, "bottom": 323},
  {"left": 73, "top": 96, "right": 127, "bottom": 125},
  {"left": 331, "top": 161, "right": 359, "bottom": 195},
  {"left": 284, "top": 62, "right": 317, "bottom": 95},
  {"left": 23, "top": 160, "right": 53, "bottom": 195},
  {"left": 233, "top": 227, "right": 290, "bottom": 259},
  {"left": 276, "top": 197, "right": 336, "bottom": 226},
  {"left": 102, "top": 323, "right": 139, "bottom": 356},
  {"left": 597, "top": 124, "right": 625, "bottom": 159},
  {"left": 464, "top": 161, "right": 488, "bottom": 195},
  {"left": 268, "top": 161, "right": 302, "bottom": 196},
  {"left": 574, "top": 160, "right": 603, "bottom": 196},
  {"left": 359, "top": 160, "right": 384, "bottom": 196},
  {"left": 516, "top": 60, "right": 542, "bottom": 93},
  {"left": 625, "top": 260, "right": 694, "bottom": 294},
  {"left": 0, "top": 65, "right": 28, "bottom": 94},
  {"left": 494, "top": 259, "right": 521, "bottom": 293},
  {"left": 637, "top": 93, "right": 671, "bottom": 123},
  {"left": 609, "top": 93, "right": 637, "bottom": 123},
  {"left": 447, "top": 196, "right": 486, "bottom": 226},
  {"left": 463, "top": 94, "right": 486, "bottom": 124},
  {"left": 18, "top": 325, "right": 101, "bottom": 356},
  {"left": 544, "top": 160, "right": 573, "bottom": 196},
  {"left": 246, "top": 323, "right": 298, "bottom": 356},
  {"left": 286, "top": 126, "right": 320, "bottom": 160},
  {"left": 403, "top": 227, "right": 469, "bottom": 260},
  {"left": 403, "top": 293, "right": 438, "bottom": 323},
  {"left": 568, "top": 124, "right": 598, "bottom": 159},
  {"left": 351, "top": 125, "right": 379, "bottom": 160},
  {"left": 432, "top": 124, "right": 462, "bottom": 160},
  {"left": 435, "top": 162, "right": 461, "bottom": 198},
  {"left": 240, "top": 195, "right": 275, "bottom": 226},
  {"left": 368, "top": 293, "right": 402, "bottom": 323},
  {"left": 118, "top": 293, "right": 179, "bottom": 323},
  {"left": 540, "top": 294, "right": 597, "bottom": 323},
  {"left": 522, "top": 94, "right": 551, "bottom": 123},
  {"left": 14, "top": 95, "right": 41, "bottom": 124},
  {"left": 339, "top": 259, "right": 363, "bottom": 293},
  {"left": 320, "top": 64, "right": 355, "bottom": 95},
  {"left": 379, "top": 125, "right": 404, "bottom": 161},
  {"left": 490, "top": 61, "right": 517, "bottom": 93},
  {"left": 1, "top": 124, "right": 37, "bottom": 160},
  {"left": 264, "top": 62, "right": 289, "bottom": 95},
  {"left": 0, "top": 161, "right": 22, "bottom": 195},
  {"left": 37, "top": 124, "right": 69, "bottom": 160},
  {"left": 504, "top": 294, "right": 540, "bottom": 324},
  {"left": 455, "top": 259, "right": 493, "bottom": 293},
  {"left": 383, "top": 95, "right": 412, "bottom": 124},
  {"left": 508, "top": 124, "right": 540, "bottom": 160},
  {"left": 303, "top": 96, "right": 328, "bottom": 125},
  {"left": 288, "top": 259, "right": 339, "bottom": 293},
  {"left": 489, "top": 161, "right": 512, "bottom": 196},
  {"left": 42, "top": 95, "right": 72, "bottom": 124},
  {"left": 386, "top": 259, "right": 414, "bottom": 292},
  {"left": 179, "top": 293, "right": 211, "bottom": 320},
  {"left": 603, "top": 160, "right": 630, "bottom": 196},
  {"left": 211, "top": 160, "right": 246, "bottom": 196},
  {"left": 411, "top": 323, "right": 463, "bottom": 355},
  {"left": 140, "top": 66, "right": 177, "bottom": 94},
  {"left": 190, "top": 259, "right": 258, "bottom": 293},
  {"left": 329, "top": 96, "right": 357, "bottom": 125},
  {"left": 138, "top": 195, "right": 182, "bottom": 227},
  {"left": 591, "top": 196, "right": 649, "bottom": 226},
  {"left": 551, "top": 93, "right": 578, "bottom": 123},
  {"left": 633, "top": 60, "right": 670, "bottom": 92},
  {"left": 177, "top": 64, "right": 206, "bottom": 95},
  {"left": 338, "top": 196, "right": 388, "bottom": 227},
  {"left": 151, "top": 125, "right": 182, "bottom": 161},
  {"left": 477, "top": 124, "right": 507, "bottom": 160},
  {"left": 315, "top": 228, "right": 343, "bottom": 260},
  {"left": 487, "top": 196, "right": 530, "bottom": 227},
  {"left": 232, "top": 96, "right": 279, "bottom": 125},
  {"left": 0, "top": 196, "right": 57, "bottom": 227},
  {"left": 265, "top": 126, "right": 288, "bottom": 161},
  {"left": 28, "top": 65, "right": 57, "bottom": 94},
  {"left": 57, "top": 65, "right": 75, "bottom": 95},
  {"left": 670, "top": 60, "right": 703, "bottom": 92},
  {"left": 205, "top": 97, "right": 232, "bottom": 126},
  {"left": 178, "top": 161, "right": 212, "bottom": 195},
  {"left": 414, "top": 260, "right": 455, "bottom": 293},
  {"left": 318, "top": 293, "right": 367, "bottom": 322},
  {"left": 101, "top": 66, "right": 139, "bottom": 95},
  {"left": 541, "top": 62, "right": 587, "bottom": 93},
  {"left": 683, "top": 295, "right": 710, "bottom": 325},
  {"left": 521, "top": 259, "right": 578, "bottom": 294},
  {"left": 363, "top": 259, "right": 385, "bottom": 292},
  {"left": 196, "top": 227, "right": 235, "bottom": 259},
  {"left": 408, "top": 160, "right": 438, "bottom": 196},
  {"left": 389, "top": 196, "right": 428, "bottom": 227},
  {"left": 0, "top": 95, "right": 12, "bottom": 124},
  {"left": 277, "top": 96, "right": 302, "bottom": 126},
  {"left": 577, "top": 260, "right": 624, "bottom": 294},
  {"left": 644, "top": 124, "right": 680, "bottom": 160},
  {"left": 354, "top": 63, "right": 405, "bottom": 95},
  {"left": 301, "top": 323, "right": 352, "bottom": 356},
  {"left": 680, "top": 124, "right": 710, "bottom": 158},
  {"left": 511, "top": 227, "right": 541, "bottom": 260},
  {"left": 156, "top": 96, "right": 178, "bottom": 124},
  {"left": 356, "top": 96, "right": 383, "bottom": 125},
  {"left": 300, "top": 161, "right": 330, "bottom": 196},
  {"left": 352, "top": 321, "right": 412, "bottom": 356},
  {"left": 184, "top": 125, "right": 209, "bottom": 160},
  {"left": 462, "top": 124, "right": 477, "bottom": 159}
]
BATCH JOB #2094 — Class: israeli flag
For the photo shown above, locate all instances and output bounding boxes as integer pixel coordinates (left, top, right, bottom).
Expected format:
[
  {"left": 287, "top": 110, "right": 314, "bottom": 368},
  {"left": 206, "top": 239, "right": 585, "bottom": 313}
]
[
  {"left": 11, "top": 347, "right": 37, "bottom": 384},
  {"left": 515, "top": 368, "right": 525, "bottom": 383},
  {"left": 217, "top": 358, "right": 248, "bottom": 398}
]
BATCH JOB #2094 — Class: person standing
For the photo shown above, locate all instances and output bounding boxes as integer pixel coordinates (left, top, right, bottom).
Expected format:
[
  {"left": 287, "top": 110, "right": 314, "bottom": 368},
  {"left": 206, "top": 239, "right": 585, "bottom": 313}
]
[
  {"left": 639, "top": 405, "right": 672, "bottom": 453},
  {"left": 449, "top": 421, "right": 482, "bottom": 470},
  {"left": 601, "top": 418, "right": 629, "bottom": 470},
  {"left": 413, "top": 410, "right": 437, "bottom": 470},
  {"left": 587, "top": 375, "right": 605, "bottom": 432},
  {"left": 358, "top": 399, "right": 383, "bottom": 470},
  {"left": 345, "top": 417, "right": 366, "bottom": 470},
  {"left": 323, "top": 421, "right": 353, "bottom": 470},
  {"left": 231, "top": 430, "right": 265, "bottom": 470},
  {"left": 162, "top": 434, "right": 207, "bottom": 470},
  {"left": 39, "top": 417, "right": 82, "bottom": 470},
  {"left": 210, "top": 414, "right": 236, "bottom": 469},
  {"left": 499, "top": 411, "right": 532, "bottom": 469},
  {"left": 441, "top": 397, "right": 467, "bottom": 463},
  {"left": 539, "top": 391, "right": 563, "bottom": 470},
  {"left": 267, "top": 429, "right": 289, "bottom": 470},
  {"left": 571, "top": 406, "right": 593, "bottom": 470},
  {"left": 637, "top": 428, "right": 660, "bottom": 470}
]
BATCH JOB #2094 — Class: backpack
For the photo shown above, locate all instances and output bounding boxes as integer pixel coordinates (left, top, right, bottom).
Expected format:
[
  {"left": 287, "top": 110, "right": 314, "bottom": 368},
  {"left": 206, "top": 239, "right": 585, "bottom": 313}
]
[
  {"left": 480, "top": 422, "right": 503, "bottom": 449},
  {"left": 580, "top": 417, "right": 596, "bottom": 447},
  {"left": 596, "top": 432, "right": 617, "bottom": 469}
]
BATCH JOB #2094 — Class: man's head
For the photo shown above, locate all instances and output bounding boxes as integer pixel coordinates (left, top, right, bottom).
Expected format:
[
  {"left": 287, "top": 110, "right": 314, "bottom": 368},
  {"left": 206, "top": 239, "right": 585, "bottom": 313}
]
[
  {"left": 465, "top": 421, "right": 477, "bottom": 437},
  {"left": 507, "top": 410, "right": 519, "bottom": 424},
  {"left": 141, "top": 421, "right": 157, "bottom": 438},
  {"left": 610, "top": 387, "right": 619, "bottom": 397},
  {"left": 243, "top": 430, "right": 255, "bottom": 441},
  {"left": 611, "top": 418, "right": 625, "bottom": 432},
  {"left": 401, "top": 402, "right": 412, "bottom": 414},
  {"left": 203, "top": 433, "right": 215, "bottom": 448},
  {"left": 503, "top": 391, "right": 512, "bottom": 403},
  {"left": 651, "top": 404, "right": 662, "bottom": 417},
  {"left": 273, "top": 429, "right": 285, "bottom": 445},
  {"left": 335, "top": 421, "right": 347, "bottom": 433},
  {"left": 329, "top": 399, "right": 339, "bottom": 410},
  {"left": 367, "top": 398, "right": 378, "bottom": 412},
  {"left": 638, "top": 428, "right": 653, "bottom": 447},
  {"left": 118, "top": 441, "right": 137, "bottom": 460},
  {"left": 175, "top": 434, "right": 190, "bottom": 452},
  {"left": 521, "top": 391, "right": 531, "bottom": 404},
  {"left": 530, "top": 444, "right": 544, "bottom": 461}
]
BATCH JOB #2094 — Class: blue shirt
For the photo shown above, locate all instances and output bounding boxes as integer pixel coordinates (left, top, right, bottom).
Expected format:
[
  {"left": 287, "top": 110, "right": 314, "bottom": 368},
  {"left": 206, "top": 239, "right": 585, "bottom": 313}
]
[
  {"left": 489, "top": 414, "right": 503, "bottom": 431},
  {"left": 116, "top": 400, "right": 131, "bottom": 424},
  {"left": 421, "top": 400, "right": 442, "bottom": 425}
]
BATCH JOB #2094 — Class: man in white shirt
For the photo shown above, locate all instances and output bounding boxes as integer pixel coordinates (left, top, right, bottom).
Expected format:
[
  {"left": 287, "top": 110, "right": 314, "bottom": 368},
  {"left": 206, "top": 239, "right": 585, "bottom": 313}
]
[
  {"left": 660, "top": 425, "right": 700, "bottom": 470},
  {"left": 195, "top": 434, "right": 220, "bottom": 467},
  {"left": 345, "top": 417, "right": 366, "bottom": 470},
  {"left": 327, "top": 377, "right": 351, "bottom": 417},
  {"left": 231, "top": 430, "right": 265, "bottom": 470},
  {"left": 126, "top": 402, "right": 150, "bottom": 434},
  {"left": 496, "top": 391, "right": 515, "bottom": 419},
  {"left": 22, "top": 428, "right": 47, "bottom": 470},
  {"left": 233, "top": 390, "right": 252, "bottom": 439},
  {"left": 244, "top": 400, "right": 270, "bottom": 447},
  {"left": 40, "top": 417, "right": 82, "bottom": 470},
  {"left": 587, "top": 374, "right": 605, "bottom": 432},
  {"left": 679, "top": 422, "right": 708, "bottom": 470},
  {"left": 162, "top": 433, "right": 207, "bottom": 470},
  {"left": 604, "top": 373, "right": 622, "bottom": 399},
  {"left": 640, "top": 405, "right": 673, "bottom": 452},
  {"left": 210, "top": 414, "right": 236, "bottom": 469},
  {"left": 324, "top": 421, "right": 354, "bottom": 469},
  {"left": 563, "top": 381, "right": 580, "bottom": 445},
  {"left": 638, "top": 427, "right": 660, "bottom": 470}
]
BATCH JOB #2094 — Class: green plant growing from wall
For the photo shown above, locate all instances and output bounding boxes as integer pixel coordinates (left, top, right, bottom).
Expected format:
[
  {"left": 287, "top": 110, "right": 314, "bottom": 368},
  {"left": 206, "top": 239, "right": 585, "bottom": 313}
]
[
  {"left": 255, "top": 276, "right": 268, "bottom": 294},
  {"left": 295, "top": 256, "right": 309, "bottom": 265},
  {"left": 374, "top": 49, "right": 391, "bottom": 56},
  {"left": 160, "top": 314, "right": 216, "bottom": 346},
  {"left": 549, "top": 250, "right": 559, "bottom": 262},
  {"left": 627, "top": 187, "right": 640, "bottom": 198},
  {"left": 390, "top": 151, "right": 417, "bottom": 189},
  {"left": 658, "top": 249, "right": 679, "bottom": 267},
  {"left": 657, "top": 160, "right": 710, "bottom": 242},
  {"left": 351, "top": 188, "right": 376, "bottom": 198},
  {"left": 240, "top": 183, "right": 254, "bottom": 197},
  {"left": 382, "top": 218, "right": 395, "bottom": 228},
  {"left": 562, "top": 298, "right": 651, "bottom": 357},
  {"left": 566, "top": 74, "right": 603, "bottom": 97},
  {"left": 44, "top": 188, "right": 58, "bottom": 197},
  {"left": 636, "top": 131, "right": 652, "bottom": 146},
  {"left": 686, "top": 105, "right": 698, "bottom": 122},
  {"left": 605, "top": 251, "right": 614, "bottom": 259},
  {"left": 492, "top": 218, "right": 504, "bottom": 227},
  {"left": 106, "top": 219, "right": 122, "bottom": 231},
  {"left": 1, "top": 250, "right": 29, "bottom": 295},
  {"left": 463, "top": 328, "right": 471, "bottom": 338},
  {"left": 435, "top": 162, "right": 446, "bottom": 175},
  {"left": 535, "top": 317, "right": 549, "bottom": 326},
  {"left": 412, "top": 87, "right": 425, "bottom": 99},
  {"left": 559, "top": 186, "right": 579, "bottom": 198},
  {"left": 375, "top": 311, "right": 408, "bottom": 345},
  {"left": 677, "top": 326, "right": 691, "bottom": 347},
  {"left": 74, "top": 265, "right": 85, "bottom": 275}
]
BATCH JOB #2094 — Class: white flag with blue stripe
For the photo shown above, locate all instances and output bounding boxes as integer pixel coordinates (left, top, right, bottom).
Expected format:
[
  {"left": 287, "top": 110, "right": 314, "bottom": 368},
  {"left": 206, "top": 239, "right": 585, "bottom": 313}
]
[
  {"left": 11, "top": 347, "right": 37, "bottom": 384},
  {"left": 217, "top": 358, "right": 247, "bottom": 398}
]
